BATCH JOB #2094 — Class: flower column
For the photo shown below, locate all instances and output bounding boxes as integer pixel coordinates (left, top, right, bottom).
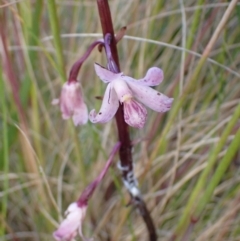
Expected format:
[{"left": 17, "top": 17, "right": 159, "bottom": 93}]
[{"left": 96, "top": 1, "right": 157, "bottom": 240}]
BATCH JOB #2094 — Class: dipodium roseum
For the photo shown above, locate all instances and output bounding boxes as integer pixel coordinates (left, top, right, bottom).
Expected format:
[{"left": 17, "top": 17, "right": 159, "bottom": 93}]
[
  {"left": 53, "top": 142, "right": 121, "bottom": 241},
  {"left": 89, "top": 63, "right": 173, "bottom": 128},
  {"left": 52, "top": 81, "right": 88, "bottom": 126},
  {"left": 53, "top": 203, "right": 89, "bottom": 241}
]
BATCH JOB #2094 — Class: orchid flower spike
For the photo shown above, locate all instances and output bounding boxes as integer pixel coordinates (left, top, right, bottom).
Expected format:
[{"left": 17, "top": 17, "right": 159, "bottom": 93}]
[
  {"left": 53, "top": 142, "right": 121, "bottom": 241},
  {"left": 53, "top": 203, "right": 89, "bottom": 241},
  {"left": 52, "top": 81, "right": 88, "bottom": 126},
  {"left": 89, "top": 63, "right": 173, "bottom": 128}
]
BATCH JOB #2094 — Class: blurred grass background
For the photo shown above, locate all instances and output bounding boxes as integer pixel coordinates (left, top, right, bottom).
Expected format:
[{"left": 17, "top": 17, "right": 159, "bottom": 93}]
[{"left": 0, "top": 0, "right": 240, "bottom": 241}]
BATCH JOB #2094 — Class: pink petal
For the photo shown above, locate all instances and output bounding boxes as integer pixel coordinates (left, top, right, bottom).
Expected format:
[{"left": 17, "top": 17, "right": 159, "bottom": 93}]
[
  {"left": 125, "top": 80, "right": 173, "bottom": 112},
  {"left": 89, "top": 83, "right": 119, "bottom": 123},
  {"left": 123, "top": 100, "right": 147, "bottom": 129},
  {"left": 94, "top": 63, "right": 122, "bottom": 83},
  {"left": 139, "top": 67, "right": 164, "bottom": 86},
  {"left": 73, "top": 102, "right": 88, "bottom": 126},
  {"left": 112, "top": 78, "right": 133, "bottom": 103},
  {"left": 53, "top": 203, "right": 86, "bottom": 241},
  {"left": 121, "top": 67, "right": 163, "bottom": 86},
  {"left": 59, "top": 82, "right": 88, "bottom": 125},
  {"left": 59, "top": 84, "right": 72, "bottom": 118}
]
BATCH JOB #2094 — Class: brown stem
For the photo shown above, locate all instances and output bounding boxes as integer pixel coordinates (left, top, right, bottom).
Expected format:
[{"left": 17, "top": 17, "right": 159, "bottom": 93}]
[
  {"left": 68, "top": 40, "right": 103, "bottom": 82},
  {"left": 96, "top": 1, "right": 157, "bottom": 240},
  {"left": 69, "top": 26, "right": 126, "bottom": 83}
]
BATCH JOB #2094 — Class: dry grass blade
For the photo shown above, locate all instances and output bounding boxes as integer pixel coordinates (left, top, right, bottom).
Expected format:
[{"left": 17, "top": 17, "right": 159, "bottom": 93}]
[{"left": 1, "top": 1, "right": 240, "bottom": 241}]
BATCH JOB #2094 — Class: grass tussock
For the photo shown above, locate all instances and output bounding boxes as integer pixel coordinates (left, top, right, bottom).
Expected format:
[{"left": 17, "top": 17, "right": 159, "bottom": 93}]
[{"left": 0, "top": 0, "right": 240, "bottom": 241}]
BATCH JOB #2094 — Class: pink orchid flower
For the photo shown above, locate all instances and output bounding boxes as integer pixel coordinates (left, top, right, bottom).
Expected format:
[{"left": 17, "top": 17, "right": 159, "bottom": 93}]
[
  {"left": 52, "top": 81, "right": 88, "bottom": 126},
  {"left": 53, "top": 203, "right": 89, "bottom": 241},
  {"left": 53, "top": 142, "right": 121, "bottom": 241},
  {"left": 89, "top": 63, "right": 173, "bottom": 128}
]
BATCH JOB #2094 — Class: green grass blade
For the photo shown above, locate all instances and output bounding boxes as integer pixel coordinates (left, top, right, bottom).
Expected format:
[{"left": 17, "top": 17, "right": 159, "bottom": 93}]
[
  {"left": 175, "top": 103, "right": 240, "bottom": 237},
  {"left": 46, "top": 0, "right": 66, "bottom": 81},
  {"left": 196, "top": 129, "right": 240, "bottom": 217}
]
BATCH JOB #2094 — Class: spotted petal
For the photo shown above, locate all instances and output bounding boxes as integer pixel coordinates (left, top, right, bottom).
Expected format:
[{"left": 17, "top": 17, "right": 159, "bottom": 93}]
[
  {"left": 89, "top": 83, "right": 119, "bottom": 123},
  {"left": 123, "top": 100, "right": 147, "bottom": 129},
  {"left": 121, "top": 67, "right": 163, "bottom": 86},
  {"left": 126, "top": 80, "right": 173, "bottom": 112},
  {"left": 94, "top": 63, "right": 123, "bottom": 83}
]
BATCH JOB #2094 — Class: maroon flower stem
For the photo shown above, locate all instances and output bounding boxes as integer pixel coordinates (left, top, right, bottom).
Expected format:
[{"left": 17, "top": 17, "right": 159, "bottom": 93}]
[
  {"left": 68, "top": 30, "right": 124, "bottom": 83},
  {"left": 68, "top": 40, "right": 103, "bottom": 83},
  {"left": 96, "top": 1, "right": 157, "bottom": 241},
  {"left": 77, "top": 142, "right": 121, "bottom": 207}
]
